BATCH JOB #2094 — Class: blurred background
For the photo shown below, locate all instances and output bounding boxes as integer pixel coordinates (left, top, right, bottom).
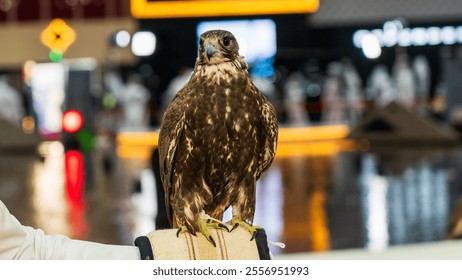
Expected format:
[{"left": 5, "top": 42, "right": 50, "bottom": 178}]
[{"left": 3, "top": 0, "right": 462, "bottom": 258}]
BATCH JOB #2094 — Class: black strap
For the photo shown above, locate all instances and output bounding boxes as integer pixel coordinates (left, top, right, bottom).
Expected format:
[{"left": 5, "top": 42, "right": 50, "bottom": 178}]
[
  {"left": 134, "top": 236, "right": 154, "bottom": 260},
  {"left": 255, "top": 228, "right": 271, "bottom": 260}
]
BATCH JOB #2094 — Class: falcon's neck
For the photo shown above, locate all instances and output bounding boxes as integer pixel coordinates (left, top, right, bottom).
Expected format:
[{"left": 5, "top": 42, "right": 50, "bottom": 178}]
[{"left": 193, "top": 57, "right": 248, "bottom": 84}]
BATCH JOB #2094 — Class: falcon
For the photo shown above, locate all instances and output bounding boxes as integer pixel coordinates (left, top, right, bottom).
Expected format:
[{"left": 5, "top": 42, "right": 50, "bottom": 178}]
[{"left": 158, "top": 30, "right": 278, "bottom": 246}]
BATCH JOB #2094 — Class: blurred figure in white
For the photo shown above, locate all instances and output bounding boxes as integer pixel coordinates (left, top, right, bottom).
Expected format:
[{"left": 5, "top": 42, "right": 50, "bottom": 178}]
[
  {"left": 0, "top": 75, "right": 24, "bottom": 126},
  {"left": 412, "top": 55, "right": 431, "bottom": 114},
  {"left": 105, "top": 72, "right": 150, "bottom": 131},
  {"left": 393, "top": 52, "right": 416, "bottom": 109},
  {"left": 367, "top": 64, "right": 396, "bottom": 107},
  {"left": 322, "top": 62, "right": 346, "bottom": 123},
  {"left": 131, "top": 169, "right": 157, "bottom": 238},
  {"left": 160, "top": 67, "right": 193, "bottom": 120},
  {"left": 342, "top": 59, "right": 364, "bottom": 125},
  {"left": 283, "top": 72, "right": 309, "bottom": 125}
]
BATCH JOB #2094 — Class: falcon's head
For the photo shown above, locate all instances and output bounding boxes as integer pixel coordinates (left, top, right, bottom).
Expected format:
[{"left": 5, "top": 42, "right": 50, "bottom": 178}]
[{"left": 197, "top": 30, "right": 240, "bottom": 65}]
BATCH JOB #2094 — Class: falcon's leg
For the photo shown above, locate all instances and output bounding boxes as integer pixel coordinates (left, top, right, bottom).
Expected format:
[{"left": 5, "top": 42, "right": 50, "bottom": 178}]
[
  {"left": 199, "top": 218, "right": 229, "bottom": 247},
  {"left": 230, "top": 216, "right": 262, "bottom": 241},
  {"left": 199, "top": 211, "right": 230, "bottom": 247},
  {"left": 229, "top": 179, "right": 261, "bottom": 240},
  {"left": 176, "top": 211, "right": 229, "bottom": 247}
]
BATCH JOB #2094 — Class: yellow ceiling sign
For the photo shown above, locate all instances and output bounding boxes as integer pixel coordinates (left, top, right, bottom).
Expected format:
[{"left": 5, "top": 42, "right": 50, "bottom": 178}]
[
  {"left": 40, "top": 19, "right": 76, "bottom": 52},
  {"left": 130, "top": 0, "right": 319, "bottom": 19}
]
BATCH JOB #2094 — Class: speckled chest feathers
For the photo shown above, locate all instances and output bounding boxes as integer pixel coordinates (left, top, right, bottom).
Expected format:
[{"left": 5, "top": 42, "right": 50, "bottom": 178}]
[{"left": 178, "top": 62, "right": 261, "bottom": 198}]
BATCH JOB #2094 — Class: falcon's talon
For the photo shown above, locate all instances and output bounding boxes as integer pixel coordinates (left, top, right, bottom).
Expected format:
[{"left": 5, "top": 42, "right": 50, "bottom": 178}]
[
  {"left": 218, "top": 223, "right": 230, "bottom": 232},
  {"left": 231, "top": 217, "right": 262, "bottom": 241},
  {"left": 230, "top": 223, "right": 239, "bottom": 232},
  {"left": 176, "top": 226, "right": 188, "bottom": 238},
  {"left": 199, "top": 219, "right": 223, "bottom": 247},
  {"left": 176, "top": 219, "right": 227, "bottom": 247},
  {"left": 208, "top": 236, "right": 217, "bottom": 247},
  {"left": 200, "top": 211, "right": 229, "bottom": 232}
]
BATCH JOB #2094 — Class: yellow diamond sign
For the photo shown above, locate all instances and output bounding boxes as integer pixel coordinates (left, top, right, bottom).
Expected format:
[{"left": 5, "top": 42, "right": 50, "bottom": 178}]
[{"left": 40, "top": 19, "right": 76, "bottom": 53}]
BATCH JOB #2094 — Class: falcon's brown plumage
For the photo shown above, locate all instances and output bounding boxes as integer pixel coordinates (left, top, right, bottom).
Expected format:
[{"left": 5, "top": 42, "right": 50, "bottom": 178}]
[{"left": 158, "top": 30, "right": 278, "bottom": 245}]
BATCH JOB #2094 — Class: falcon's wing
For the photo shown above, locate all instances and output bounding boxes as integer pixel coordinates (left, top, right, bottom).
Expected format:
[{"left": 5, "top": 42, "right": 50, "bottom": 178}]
[
  {"left": 255, "top": 86, "right": 278, "bottom": 180},
  {"left": 158, "top": 93, "right": 185, "bottom": 226}
]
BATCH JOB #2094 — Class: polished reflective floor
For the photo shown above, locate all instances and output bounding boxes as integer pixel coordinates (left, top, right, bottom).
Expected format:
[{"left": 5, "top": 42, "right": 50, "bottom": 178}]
[
  {"left": 1, "top": 138, "right": 462, "bottom": 257},
  {"left": 261, "top": 145, "right": 461, "bottom": 255}
]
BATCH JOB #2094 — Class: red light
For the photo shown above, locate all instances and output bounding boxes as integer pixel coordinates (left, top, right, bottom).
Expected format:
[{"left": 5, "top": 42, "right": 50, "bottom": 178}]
[
  {"left": 65, "top": 150, "right": 85, "bottom": 203},
  {"left": 62, "top": 109, "right": 84, "bottom": 133},
  {"left": 64, "top": 150, "right": 87, "bottom": 239}
]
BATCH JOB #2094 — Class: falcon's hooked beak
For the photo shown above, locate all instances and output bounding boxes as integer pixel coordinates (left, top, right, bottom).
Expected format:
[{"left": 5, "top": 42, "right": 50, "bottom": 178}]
[{"left": 205, "top": 42, "right": 218, "bottom": 60}]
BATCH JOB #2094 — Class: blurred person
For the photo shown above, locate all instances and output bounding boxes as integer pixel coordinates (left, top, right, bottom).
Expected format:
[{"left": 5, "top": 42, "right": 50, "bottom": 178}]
[
  {"left": 93, "top": 100, "right": 124, "bottom": 190},
  {"left": 160, "top": 67, "right": 193, "bottom": 120},
  {"left": 0, "top": 75, "right": 24, "bottom": 126},
  {"left": 342, "top": 59, "right": 364, "bottom": 125},
  {"left": 367, "top": 64, "right": 396, "bottom": 107},
  {"left": 0, "top": 199, "right": 140, "bottom": 260},
  {"left": 393, "top": 51, "right": 416, "bottom": 109},
  {"left": 283, "top": 71, "right": 309, "bottom": 125},
  {"left": 105, "top": 71, "right": 150, "bottom": 131},
  {"left": 321, "top": 61, "right": 346, "bottom": 123},
  {"left": 302, "top": 60, "right": 324, "bottom": 123},
  {"left": 412, "top": 55, "right": 431, "bottom": 114}
]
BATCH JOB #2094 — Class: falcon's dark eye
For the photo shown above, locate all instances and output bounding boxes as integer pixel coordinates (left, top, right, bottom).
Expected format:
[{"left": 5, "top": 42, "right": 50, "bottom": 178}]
[{"left": 222, "top": 36, "right": 230, "bottom": 47}]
